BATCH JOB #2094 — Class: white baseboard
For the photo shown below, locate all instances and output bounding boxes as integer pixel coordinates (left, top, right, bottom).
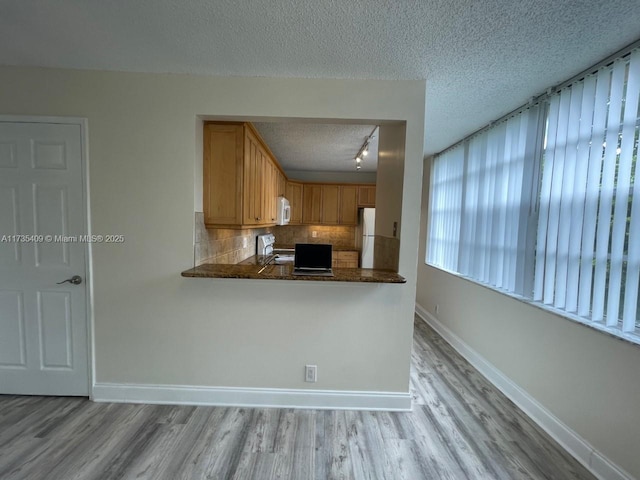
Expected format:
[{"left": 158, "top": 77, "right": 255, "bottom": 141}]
[
  {"left": 92, "top": 383, "right": 411, "bottom": 411},
  {"left": 415, "top": 303, "right": 633, "bottom": 480}
]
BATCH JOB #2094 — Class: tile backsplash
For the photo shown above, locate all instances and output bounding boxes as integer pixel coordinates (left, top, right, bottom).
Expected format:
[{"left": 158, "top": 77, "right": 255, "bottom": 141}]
[
  {"left": 194, "top": 214, "right": 359, "bottom": 265},
  {"left": 273, "top": 225, "right": 356, "bottom": 248},
  {"left": 194, "top": 213, "right": 271, "bottom": 265},
  {"left": 373, "top": 235, "right": 400, "bottom": 272}
]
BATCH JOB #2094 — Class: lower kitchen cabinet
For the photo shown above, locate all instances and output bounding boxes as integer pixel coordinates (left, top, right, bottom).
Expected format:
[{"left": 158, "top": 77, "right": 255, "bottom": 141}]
[{"left": 332, "top": 251, "right": 359, "bottom": 268}]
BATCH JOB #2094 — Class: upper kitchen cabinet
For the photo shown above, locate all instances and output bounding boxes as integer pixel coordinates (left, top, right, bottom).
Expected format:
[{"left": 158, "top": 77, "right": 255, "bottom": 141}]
[
  {"left": 204, "top": 121, "right": 369, "bottom": 228},
  {"left": 340, "top": 185, "right": 358, "bottom": 225},
  {"left": 204, "top": 122, "right": 282, "bottom": 228},
  {"left": 357, "top": 185, "right": 376, "bottom": 207},
  {"left": 321, "top": 185, "right": 340, "bottom": 224},
  {"left": 242, "top": 127, "right": 264, "bottom": 225},
  {"left": 260, "top": 153, "right": 280, "bottom": 224},
  {"left": 302, "top": 184, "right": 323, "bottom": 224},
  {"left": 203, "top": 123, "right": 244, "bottom": 226},
  {"left": 285, "top": 181, "right": 303, "bottom": 224},
  {"left": 302, "top": 184, "right": 358, "bottom": 225},
  {"left": 277, "top": 171, "right": 286, "bottom": 198}
]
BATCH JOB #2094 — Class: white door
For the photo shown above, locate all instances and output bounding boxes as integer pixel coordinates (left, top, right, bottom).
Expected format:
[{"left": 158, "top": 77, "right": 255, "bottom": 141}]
[{"left": 0, "top": 120, "right": 89, "bottom": 396}]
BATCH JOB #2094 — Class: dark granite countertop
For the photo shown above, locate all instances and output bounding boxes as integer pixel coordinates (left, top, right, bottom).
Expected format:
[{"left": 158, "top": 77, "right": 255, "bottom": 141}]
[
  {"left": 236, "top": 255, "right": 279, "bottom": 266},
  {"left": 181, "top": 263, "right": 406, "bottom": 283},
  {"left": 274, "top": 244, "right": 359, "bottom": 252}
]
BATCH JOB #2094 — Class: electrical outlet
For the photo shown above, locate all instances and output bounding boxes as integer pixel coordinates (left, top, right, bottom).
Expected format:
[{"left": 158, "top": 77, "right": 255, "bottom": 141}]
[
  {"left": 311, "top": 231, "right": 318, "bottom": 238},
  {"left": 242, "top": 237, "right": 248, "bottom": 248},
  {"left": 435, "top": 304, "right": 440, "bottom": 314},
  {"left": 305, "top": 365, "right": 317, "bottom": 383}
]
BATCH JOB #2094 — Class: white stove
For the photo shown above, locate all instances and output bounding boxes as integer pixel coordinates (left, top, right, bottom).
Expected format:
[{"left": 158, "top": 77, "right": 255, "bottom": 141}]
[
  {"left": 256, "top": 234, "right": 295, "bottom": 264},
  {"left": 256, "top": 233, "right": 275, "bottom": 257}
]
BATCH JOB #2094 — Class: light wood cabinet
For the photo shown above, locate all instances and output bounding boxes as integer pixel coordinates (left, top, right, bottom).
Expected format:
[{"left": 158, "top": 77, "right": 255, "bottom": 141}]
[
  {"left": 286, "top": 181, "right": 303, "bottom": 224},
  {"left": 204, "top": 121, "right": 373, "bottom": 228},
  {"left": 339, "top": 185, "right": 358, "bottom": 225},
  {"left": 263, "top": 157, "right": 279, "bottom": 224},
  {"left": 203, "top": 123, "right": 245, "bottom": 226},
  {"left": 321, "top": 185, "right": 340, "bottom": 224},
  {"left": 357, "top": 185, "right": 376, "bottom": 207},
  {"left": 242, "top": 128, "right": 264, "bottom": 225},
  {"left": 332, "top": 251, "right": 359, "bottom": 268},
  {"left": 301, "top": 184, "right": 359, "bottom": 226},
  {"left": 204, "top": 122, "right": 281, "bottom": 228},
  {"left": 277, "top": 171, "right": 286, "bottom": 198},
  {"left": 302, "top": 184, "right": 323, "bottom": 224}
]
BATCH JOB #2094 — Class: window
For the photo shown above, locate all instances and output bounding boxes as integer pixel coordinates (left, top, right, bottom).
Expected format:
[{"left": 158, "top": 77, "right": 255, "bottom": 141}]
[{"left": 427, "top": 47, "right": 640, "bottom": 339}]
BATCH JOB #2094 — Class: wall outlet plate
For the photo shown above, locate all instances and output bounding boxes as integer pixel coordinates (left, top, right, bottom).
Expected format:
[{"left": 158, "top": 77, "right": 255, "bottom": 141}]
[{"left": 305, "top": 365, "right": 317, "bottom": 382}]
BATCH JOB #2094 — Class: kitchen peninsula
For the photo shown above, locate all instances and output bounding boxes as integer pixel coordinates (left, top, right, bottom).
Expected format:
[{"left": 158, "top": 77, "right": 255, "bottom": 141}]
[
  {"left": 185, "top": 121, "right": 404, "bottom": 283},
  {"left": 184, "top": 234, "right": 404, "bottom": 283},
  {"left": 181, "top": 263, "right": 405, "bottom": 283}
]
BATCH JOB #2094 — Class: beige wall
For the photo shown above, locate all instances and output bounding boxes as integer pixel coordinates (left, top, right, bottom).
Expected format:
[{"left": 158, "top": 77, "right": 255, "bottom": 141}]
[
  {"left": 416, "top": 157, "right": 640, "bottom": 478},
  {"left": 373, "top": 124, "right": 406, "bottom": 272},
  {"left": 375, "top": 124, "right": 405, "bottom": 240},
  {"left": 0, "top": 66, "right": 425, "bottom": 394}
]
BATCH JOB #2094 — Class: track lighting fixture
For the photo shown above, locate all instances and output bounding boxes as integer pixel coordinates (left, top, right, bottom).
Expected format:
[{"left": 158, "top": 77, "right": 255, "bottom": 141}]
[{"left": 354, "top": 126, "right": 378, "bottom": 171}]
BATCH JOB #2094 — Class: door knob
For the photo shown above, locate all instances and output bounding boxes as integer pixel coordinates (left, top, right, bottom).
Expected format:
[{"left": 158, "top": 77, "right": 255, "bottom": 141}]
[{"left": 57, "top": 275, "right": 83, "bottom": 285}]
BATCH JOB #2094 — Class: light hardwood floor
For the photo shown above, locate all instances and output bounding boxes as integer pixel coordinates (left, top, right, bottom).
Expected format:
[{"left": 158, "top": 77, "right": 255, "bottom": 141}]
[{"left": 0, "top": 317, "right": 595, "bottom": 480}]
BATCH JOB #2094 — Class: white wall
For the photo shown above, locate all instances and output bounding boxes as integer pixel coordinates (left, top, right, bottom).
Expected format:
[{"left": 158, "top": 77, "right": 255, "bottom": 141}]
[
  {"left": 0, "top": 67, "right": 425, "bottom": 401},
  {"left": 416, "top": 157, "right": 640, "bottom": 479}
]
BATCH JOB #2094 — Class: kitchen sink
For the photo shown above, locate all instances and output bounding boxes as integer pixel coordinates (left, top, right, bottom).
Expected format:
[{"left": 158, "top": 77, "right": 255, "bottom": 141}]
[{"left": 274, "top": 254, "right": 295, "bottom": 264}]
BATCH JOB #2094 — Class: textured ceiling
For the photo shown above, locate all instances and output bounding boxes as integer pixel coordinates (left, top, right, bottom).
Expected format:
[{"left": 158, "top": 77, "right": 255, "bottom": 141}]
[
  {"left": 253, "top": 123, "right": 378, "bottom": 173},
  {"left": 1, "top": 0, "right": 639, "bottom": 158}
]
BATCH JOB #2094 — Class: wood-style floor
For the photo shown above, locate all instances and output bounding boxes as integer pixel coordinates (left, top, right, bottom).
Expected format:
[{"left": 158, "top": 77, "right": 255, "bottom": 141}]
[{"left": 0, "top": 317, "right": 595, "bottom": 480}]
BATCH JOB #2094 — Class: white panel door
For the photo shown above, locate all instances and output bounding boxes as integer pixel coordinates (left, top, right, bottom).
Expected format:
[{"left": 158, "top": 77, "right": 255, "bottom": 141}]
[{"left": 0, "top": 121, "right": 89, "bottom": 395}]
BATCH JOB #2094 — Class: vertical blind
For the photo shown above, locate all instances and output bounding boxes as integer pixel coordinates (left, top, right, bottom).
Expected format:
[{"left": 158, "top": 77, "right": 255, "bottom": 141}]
[
  {"left": 428, "top": 47, "right": 640, "bottom": 335},
  {"left": 428, "top": 145, "right": 464, "bottom": 271},
  {"left": 428, "top": 107, "right": 544, "bottom": 297},
  {"left": 535, "top": 50, "right": 640, "bottom": 331}
]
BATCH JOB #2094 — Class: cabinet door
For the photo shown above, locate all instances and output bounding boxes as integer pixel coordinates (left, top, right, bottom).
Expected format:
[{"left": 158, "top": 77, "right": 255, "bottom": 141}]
[
  {"left": 265, "top": 159, "right": 279, "bottom": 223},
  {"left": 321, "top": 185, "right": 340, "bottom": 224},
  {"left": 333, "top": 251, "right": 359, "bottom": 268},
  {"left": 277, "top": 171, "right": 286, "bottom": 198},
  {"left": 357, "top": 185, "right": 376, "bottom": 207},
  {"left": 342, "top": 251, "right": 359, "bottom": 268},
  {"left": 302, "top": 184, "right": 322, "bottom": 224},
  {"left": 286, "top": 181, "right": 303, "bottom": 224},
  {"left": 203, "top": 123, "right": 244, "bottom": 226},
  {"left": 243, "top": 130, "right": 264, "bottom": 225},
  {"left": 262, "top": 156, "right": 271, "bottom": 224},
  {"left": 339, "top": 186, "right": 358, "bottom": 225}
]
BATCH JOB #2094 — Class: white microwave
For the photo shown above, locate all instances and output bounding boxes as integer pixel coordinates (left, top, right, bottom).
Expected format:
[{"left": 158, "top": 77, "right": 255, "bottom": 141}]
[{"left": 276, "top": 196, "right": 291, "bottom": 225}]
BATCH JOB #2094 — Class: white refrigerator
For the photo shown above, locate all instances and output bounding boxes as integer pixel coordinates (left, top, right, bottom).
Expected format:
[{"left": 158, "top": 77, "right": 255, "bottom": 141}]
[{"left": 360, "top": 208, "right": 375, "bottom": 268}]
